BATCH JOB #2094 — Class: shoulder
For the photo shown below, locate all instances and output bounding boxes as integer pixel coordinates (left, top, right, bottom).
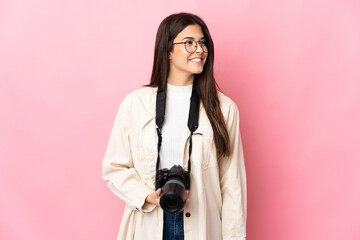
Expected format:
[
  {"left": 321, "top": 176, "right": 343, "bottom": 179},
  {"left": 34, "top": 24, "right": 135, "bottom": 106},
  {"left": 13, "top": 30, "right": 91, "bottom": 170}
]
[
  {"left": 120, "top": 86, "right": 157, "bottom": 110},
  {"left": 217, "top": 90, "right": 238, "bottom": 112},
  {"left": 123, "top": 86, "right": 157, "bottom": 103},
  {"left": 216, "top": 90, "right": 240, "bottom": 123}
]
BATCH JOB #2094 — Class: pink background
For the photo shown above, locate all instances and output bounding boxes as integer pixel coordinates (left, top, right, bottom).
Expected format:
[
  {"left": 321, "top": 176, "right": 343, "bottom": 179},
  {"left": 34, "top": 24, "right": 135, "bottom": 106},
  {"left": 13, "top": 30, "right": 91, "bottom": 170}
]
[{"left": 1, "top": 0, "right": 359, "bottom": 239}]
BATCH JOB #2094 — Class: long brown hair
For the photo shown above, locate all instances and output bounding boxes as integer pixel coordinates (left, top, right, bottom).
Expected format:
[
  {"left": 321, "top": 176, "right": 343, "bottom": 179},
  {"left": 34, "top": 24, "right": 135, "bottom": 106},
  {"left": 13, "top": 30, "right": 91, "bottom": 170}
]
[{"left": 145, "top": 12, "right": 230, "bottom": 159}]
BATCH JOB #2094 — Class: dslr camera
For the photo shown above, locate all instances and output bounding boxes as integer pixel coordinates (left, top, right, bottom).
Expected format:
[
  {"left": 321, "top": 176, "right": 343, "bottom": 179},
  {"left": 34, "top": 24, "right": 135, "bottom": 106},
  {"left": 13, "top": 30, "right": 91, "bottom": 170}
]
[{"left": 155, "top": 165, "right": 190, "bottom": 213}]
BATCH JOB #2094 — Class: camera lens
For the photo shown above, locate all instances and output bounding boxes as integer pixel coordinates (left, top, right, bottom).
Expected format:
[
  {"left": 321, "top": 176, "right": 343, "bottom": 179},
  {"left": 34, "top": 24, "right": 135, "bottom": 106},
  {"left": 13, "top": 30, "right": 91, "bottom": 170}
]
[
  {"left": 160, "top": 178, "right": 187, "bottom": 213},
  {"left": 164, "top": 195, "right": 179, "bottom": 209}
]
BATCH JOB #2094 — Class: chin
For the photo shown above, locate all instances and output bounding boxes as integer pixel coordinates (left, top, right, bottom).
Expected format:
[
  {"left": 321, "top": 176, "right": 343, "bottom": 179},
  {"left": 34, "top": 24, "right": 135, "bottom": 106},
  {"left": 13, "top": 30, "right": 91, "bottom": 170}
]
[{"left": 194, "top": 69, "right": 204, "bottom": 74}]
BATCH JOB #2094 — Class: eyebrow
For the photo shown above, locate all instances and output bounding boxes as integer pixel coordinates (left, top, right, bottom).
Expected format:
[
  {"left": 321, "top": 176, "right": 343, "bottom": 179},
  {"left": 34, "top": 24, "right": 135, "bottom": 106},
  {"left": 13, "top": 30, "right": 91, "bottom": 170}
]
[{"left": 181, "top": 36, "right": 206, "bottom": 40}]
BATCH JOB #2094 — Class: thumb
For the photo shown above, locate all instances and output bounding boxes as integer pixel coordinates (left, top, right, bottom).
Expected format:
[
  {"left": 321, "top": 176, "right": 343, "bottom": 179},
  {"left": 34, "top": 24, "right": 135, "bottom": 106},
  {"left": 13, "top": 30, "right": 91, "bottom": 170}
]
[{"left": 155, "top": 188, "right": 162, "bottom": 196}]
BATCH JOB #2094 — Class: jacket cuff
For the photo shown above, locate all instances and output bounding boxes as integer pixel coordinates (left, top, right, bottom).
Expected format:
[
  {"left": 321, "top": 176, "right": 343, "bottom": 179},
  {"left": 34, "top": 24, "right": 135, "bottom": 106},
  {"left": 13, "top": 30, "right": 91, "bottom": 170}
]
[
  {"left": 133, "top": 186, "right": 157, "bottom": 213},
  {"left": 141, "top": 201, "right": 157, "bottom": 213}
]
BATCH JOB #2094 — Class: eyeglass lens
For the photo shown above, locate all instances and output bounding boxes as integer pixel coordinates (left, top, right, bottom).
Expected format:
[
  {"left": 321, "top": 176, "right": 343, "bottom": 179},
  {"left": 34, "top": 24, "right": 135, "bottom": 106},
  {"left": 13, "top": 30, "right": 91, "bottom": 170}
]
[{"left": 186, "top": 40, "right": 208, "bottom": 53}]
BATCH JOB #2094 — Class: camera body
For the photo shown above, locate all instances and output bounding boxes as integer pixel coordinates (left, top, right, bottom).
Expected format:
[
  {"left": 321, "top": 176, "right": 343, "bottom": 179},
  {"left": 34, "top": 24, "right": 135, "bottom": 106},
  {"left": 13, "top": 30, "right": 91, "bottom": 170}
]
[
  {"left": 155, "top": 165, "right": 190, "bottom": 190},
  {"left": 155, "top": 165, "right": 190, "bottom": 213}
]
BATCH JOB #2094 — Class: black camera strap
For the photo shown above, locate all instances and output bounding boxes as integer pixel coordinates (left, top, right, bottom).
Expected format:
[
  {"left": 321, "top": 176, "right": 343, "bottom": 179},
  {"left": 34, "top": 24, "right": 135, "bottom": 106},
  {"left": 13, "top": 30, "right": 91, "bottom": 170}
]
[{"left": 155, "top": 84, "right": 200, "bottom": 174}]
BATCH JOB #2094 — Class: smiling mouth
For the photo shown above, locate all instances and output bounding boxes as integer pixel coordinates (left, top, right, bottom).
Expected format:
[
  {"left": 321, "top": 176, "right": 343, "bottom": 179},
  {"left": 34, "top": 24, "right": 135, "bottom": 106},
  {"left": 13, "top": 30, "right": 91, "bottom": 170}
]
[{"left": 189, "top": 57, "right": 203, "bottom": 63}]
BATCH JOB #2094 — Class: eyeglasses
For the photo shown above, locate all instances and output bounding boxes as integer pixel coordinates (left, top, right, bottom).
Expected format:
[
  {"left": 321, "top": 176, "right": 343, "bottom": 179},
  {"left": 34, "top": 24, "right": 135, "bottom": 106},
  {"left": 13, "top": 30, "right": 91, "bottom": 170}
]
[{"left": 172, "top": 39, "right": 208, "bottom": 53}]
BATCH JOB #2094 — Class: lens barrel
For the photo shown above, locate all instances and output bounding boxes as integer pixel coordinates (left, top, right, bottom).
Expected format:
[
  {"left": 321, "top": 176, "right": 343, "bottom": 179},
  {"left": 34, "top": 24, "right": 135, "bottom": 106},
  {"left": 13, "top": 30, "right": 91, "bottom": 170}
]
[{"left": 159, "top": 178, "right": 187, "bottom": 213}]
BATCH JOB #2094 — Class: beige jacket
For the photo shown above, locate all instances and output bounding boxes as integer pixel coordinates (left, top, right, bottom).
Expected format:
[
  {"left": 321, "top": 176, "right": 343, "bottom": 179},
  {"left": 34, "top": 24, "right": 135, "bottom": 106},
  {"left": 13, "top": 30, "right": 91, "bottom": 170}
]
[{"left": 102, "top": 86, "right": 247, "bottom": 240}]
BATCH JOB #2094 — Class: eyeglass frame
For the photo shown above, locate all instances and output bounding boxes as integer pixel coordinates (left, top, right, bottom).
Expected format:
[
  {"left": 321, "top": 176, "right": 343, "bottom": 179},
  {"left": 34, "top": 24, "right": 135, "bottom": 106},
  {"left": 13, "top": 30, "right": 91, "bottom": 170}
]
[{"left": 172, "top": 39, "right": 208, "bottom": 53}]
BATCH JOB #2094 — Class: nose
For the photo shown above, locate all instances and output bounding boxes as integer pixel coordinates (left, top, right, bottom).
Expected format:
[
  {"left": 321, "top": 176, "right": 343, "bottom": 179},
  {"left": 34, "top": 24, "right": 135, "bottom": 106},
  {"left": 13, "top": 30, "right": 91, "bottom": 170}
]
[{"left": 195, "top": 42, "right": 204, "bottom": 53}]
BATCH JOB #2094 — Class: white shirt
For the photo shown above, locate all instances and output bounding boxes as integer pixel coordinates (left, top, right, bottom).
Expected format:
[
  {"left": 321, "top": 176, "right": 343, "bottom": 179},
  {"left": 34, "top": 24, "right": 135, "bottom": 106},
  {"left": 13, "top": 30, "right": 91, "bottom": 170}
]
[{"left": 159, "top": 83, "right": 193, "bottom": 169}]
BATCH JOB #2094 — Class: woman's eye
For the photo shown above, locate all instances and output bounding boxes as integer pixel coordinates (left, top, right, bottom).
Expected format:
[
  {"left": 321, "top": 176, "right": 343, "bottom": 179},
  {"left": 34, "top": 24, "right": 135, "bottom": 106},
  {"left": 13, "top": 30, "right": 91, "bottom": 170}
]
[
  {"left": 185, "top": 40, "right": 193, "bottom": 45},
  {"left": 200, "top": 41, "right": 206, "bottom": 45}
]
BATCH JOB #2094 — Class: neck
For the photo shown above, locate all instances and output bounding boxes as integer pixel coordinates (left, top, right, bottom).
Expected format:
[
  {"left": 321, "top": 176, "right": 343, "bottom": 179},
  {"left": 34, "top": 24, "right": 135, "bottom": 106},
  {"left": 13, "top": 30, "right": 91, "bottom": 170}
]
[{"left": 167, "top": 69, "right": 194, "bottom": 86}]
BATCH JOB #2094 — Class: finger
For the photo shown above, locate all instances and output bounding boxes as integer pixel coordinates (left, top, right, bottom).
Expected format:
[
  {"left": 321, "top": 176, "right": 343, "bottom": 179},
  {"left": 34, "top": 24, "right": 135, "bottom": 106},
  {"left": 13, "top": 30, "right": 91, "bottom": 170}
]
[
  {"left": 181, "top": 198, "right": 190, "bottom": 211},
  {"left": 155, "top": 188, "right": 162, "bottom": 196}
]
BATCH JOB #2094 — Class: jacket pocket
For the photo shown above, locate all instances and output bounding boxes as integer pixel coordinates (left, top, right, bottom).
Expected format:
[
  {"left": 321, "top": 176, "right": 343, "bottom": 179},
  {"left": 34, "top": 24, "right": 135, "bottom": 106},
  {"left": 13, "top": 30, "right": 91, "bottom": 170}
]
[{"left": 190, "top": 125, "right": 217, "bottom": 169}]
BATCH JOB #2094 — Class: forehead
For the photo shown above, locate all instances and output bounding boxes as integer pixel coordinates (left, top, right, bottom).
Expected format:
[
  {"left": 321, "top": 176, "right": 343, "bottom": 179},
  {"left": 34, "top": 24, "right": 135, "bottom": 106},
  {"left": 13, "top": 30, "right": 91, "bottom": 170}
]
[{"left": 175, "top": 24, "right": 205, "bottom": 40}]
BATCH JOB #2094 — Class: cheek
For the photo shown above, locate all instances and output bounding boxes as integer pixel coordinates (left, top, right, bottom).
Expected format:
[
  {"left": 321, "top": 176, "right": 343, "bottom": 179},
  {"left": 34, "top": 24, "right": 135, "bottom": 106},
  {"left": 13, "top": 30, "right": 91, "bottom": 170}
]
[
  {"left": 170, "top": 48, "right": 191, "bottom": 65},
  {"left": 175, "top": 47, "right": 190, "bottom": 58}
]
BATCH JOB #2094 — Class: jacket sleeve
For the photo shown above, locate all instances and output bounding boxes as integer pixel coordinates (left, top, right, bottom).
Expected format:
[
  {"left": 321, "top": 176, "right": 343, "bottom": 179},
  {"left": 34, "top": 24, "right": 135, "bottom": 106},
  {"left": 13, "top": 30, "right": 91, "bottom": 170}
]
[
  {"left": 220, "top": 102, "right": 247, "bottom": 240},
  {"left": 102, "top": 98, "right": 156, "bottom": 213}
]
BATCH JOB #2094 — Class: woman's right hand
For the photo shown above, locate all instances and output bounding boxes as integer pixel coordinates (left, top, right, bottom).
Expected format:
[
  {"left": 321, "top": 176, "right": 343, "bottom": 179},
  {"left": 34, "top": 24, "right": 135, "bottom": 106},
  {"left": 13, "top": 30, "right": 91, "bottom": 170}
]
[{"left": 145, "top": 188, "right": 162, "bottom": 207}]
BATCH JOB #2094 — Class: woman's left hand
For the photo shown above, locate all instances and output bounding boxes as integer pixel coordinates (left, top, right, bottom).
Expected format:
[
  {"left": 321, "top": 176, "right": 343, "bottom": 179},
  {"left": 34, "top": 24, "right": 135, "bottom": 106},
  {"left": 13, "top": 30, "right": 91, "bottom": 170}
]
[{"left": 180, "top": 190, "right": 190, "bottom": 211}]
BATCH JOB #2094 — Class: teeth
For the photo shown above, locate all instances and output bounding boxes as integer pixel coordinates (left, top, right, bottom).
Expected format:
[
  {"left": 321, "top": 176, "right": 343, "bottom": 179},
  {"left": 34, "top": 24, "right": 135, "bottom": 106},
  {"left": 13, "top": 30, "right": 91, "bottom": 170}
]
[{"left": 190, "top": 58, "right": 201, "bottom": 62}]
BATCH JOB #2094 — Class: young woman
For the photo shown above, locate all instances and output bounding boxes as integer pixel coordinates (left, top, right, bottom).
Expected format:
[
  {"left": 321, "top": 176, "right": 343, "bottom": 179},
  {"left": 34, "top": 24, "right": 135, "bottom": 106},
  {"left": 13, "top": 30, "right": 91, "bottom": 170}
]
[{"left": 102, "top": 12, "right": 247, "bottom": 240}]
